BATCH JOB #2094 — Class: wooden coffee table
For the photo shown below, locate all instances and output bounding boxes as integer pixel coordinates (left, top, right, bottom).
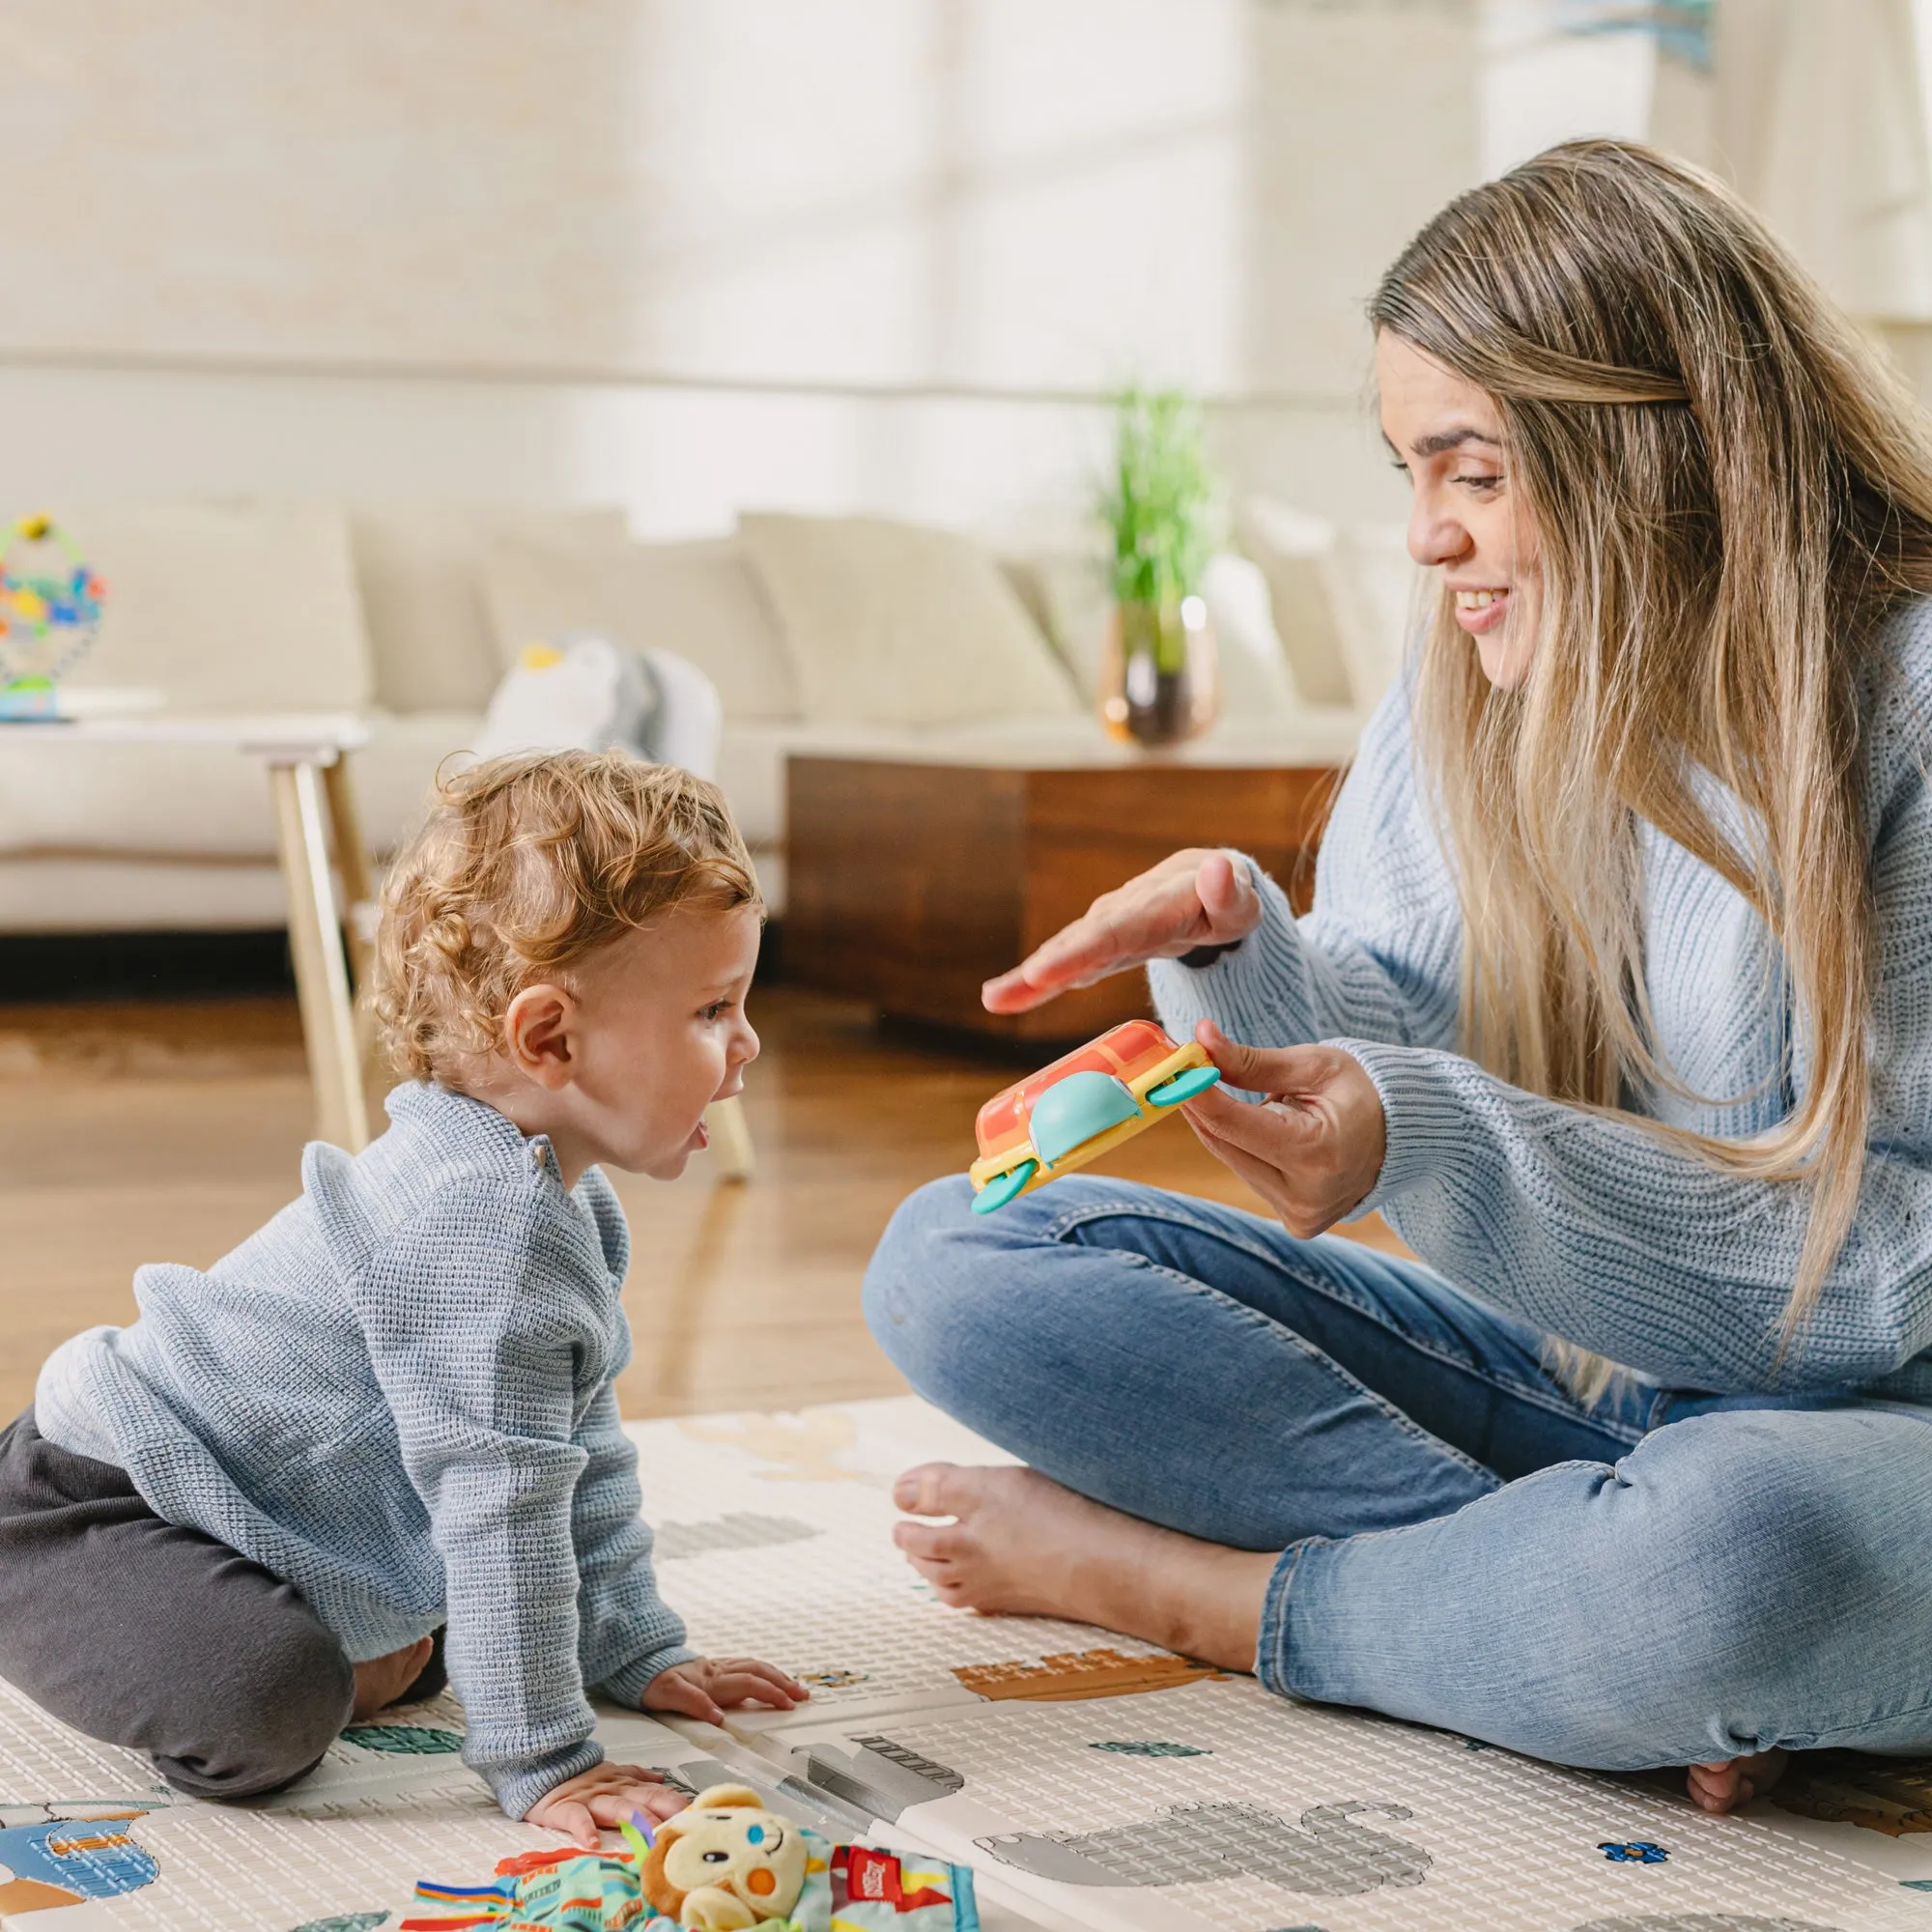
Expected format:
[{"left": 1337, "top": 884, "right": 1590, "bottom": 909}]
[{"left": 784, "top": 746, "right": 1347, "bottom": 1041}]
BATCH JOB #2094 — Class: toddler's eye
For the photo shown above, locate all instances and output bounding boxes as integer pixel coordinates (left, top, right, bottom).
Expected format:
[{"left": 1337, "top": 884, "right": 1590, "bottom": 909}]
[{"left": 700, "top": 999, "right": 734, "bottom": 1021}]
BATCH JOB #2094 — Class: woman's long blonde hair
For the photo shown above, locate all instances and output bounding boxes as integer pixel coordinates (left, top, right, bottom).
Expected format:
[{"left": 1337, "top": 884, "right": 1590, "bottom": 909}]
[{"left": 1370, "top": 139, "right": 1932, "bottom": 1388}]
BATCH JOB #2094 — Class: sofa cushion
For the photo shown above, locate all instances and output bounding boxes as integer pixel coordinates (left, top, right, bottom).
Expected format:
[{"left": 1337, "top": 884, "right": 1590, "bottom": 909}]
[
  {"left": 63, "top": 502, "right": 372, "bottom": 714},
  {"left": 481, "top": 534, "right": 800, "bottom": 723},
  {"left": 352, "top": 505, "right": 629, "bottom": 715},
  {"left": 739, "top": 513, "right": 1082, "bottom": 729},
  {"left": 1331, "top": 522, "right": 1421, "bottom": 717},
  {"left": 1233, "top": 498, "right": 1358, "bottom": 709}
]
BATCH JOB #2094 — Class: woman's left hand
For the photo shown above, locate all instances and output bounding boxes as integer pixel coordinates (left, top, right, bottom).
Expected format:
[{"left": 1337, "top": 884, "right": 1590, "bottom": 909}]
[{"left": 1179, "top": 1022, "right": 1387, "bottom": 1237}]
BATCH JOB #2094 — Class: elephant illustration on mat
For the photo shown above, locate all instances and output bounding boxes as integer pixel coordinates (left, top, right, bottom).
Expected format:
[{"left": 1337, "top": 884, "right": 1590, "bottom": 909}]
[{"left": 978, "top": 1800, "right": 1432, "bottom": 1895}]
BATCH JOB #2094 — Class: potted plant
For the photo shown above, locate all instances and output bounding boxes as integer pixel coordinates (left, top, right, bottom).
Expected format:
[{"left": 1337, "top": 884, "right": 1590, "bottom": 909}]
[{"left": 1098, "top": 386, "right": 1217, "bottom": 746}]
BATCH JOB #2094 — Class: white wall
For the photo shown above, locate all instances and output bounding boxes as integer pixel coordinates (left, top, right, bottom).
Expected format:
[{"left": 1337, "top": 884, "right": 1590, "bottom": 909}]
[{"left": 0, "top": 0, "right": 1478, "bottom": 537}]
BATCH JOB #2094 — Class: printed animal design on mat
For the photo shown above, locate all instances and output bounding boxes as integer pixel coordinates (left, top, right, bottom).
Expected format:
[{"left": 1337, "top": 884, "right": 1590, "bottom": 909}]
[
  {"left": 1769, "top": 1751, "right": 1932, "bottom": 1835},
  {"left": 639, "top": 1783, "right": 810, "bottom": 1927},
  {"left": 1090, "top": 1741, "right": 1210, "bottom": 1758},
  {"left": 289, "top": 1917, "right": 391, "bottom": 1931},
  {"left": 1599, "top": 1840, "right": 1669, "bottom": 1863},
  {"left": 655, "top": 1513, "right": 824, "bottom": 1559},
  {"left": 952, "top": 1648, "right": 1227, "bottom": 1702},
  {"left": 679, "top": 1411, "right": 864, "bottom": 1484},
  {"left": 1570, "top": 1918, "right": 1847, "bottom": 1932},
  {"left": 979, "top": 1800, "right": 1433, "bottom": 1895},
  {"left": 805, "top": 1736, "right": 965, "bottom": 1822},
  {"left": 341, "top": 1722, "right": 465, "bottom": 1754},
  {"left": 798, "top": 1668, "right": 869, "bottom": 1690},
  {"left": 0, "top": 1815, "right": 159, "bottom": 1915}
]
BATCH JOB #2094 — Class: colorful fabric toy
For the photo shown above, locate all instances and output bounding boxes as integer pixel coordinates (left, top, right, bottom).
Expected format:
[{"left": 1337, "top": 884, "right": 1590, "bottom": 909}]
[
  {"left": 403, "top": 1786, "right": 978, "bottom": 1932},
  {"left": 0, "top": 513, "right": 105, "bottom": 720}
]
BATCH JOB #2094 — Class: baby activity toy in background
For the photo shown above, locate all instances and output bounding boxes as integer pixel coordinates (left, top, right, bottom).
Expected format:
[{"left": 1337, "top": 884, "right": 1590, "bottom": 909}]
[
  {"left": 0, "top": 514, "right": 104, "bottom": 721},
  {"left": 968, "top": 1020, "right": 1220, "bottom": 1213}
]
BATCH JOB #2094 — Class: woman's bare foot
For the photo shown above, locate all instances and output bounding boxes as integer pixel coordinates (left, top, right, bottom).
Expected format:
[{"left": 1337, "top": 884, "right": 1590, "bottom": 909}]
[
  {"left": 891, "top": 1463, "right": 1274, "bottom": 1670},
  {"left": 351, "top": 1636, "right": 435, "bottom": 1720},
  {"left": 1687, "top": 1747, "right": 1789, "bottom": 1815}
]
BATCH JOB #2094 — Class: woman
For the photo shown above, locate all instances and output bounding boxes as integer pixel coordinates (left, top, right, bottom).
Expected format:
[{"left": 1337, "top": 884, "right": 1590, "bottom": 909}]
[{"left": 862, "top": 139, "right": 1932, "bottom": 1816}]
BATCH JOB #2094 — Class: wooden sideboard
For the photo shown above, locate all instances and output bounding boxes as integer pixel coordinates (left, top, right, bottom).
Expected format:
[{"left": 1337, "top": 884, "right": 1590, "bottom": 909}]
[{"left": 784, "top": 753, "right": 1345, "bottom": 1041}]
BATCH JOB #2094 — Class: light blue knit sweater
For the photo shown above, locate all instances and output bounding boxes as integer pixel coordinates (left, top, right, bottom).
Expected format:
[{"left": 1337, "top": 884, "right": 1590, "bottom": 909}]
[
  {"left": 34, "top": 1082, "right": 695, "bottom": 1820},
  {"left": 1151, "top": 598, "right": 1932, "bottom": 1404}
]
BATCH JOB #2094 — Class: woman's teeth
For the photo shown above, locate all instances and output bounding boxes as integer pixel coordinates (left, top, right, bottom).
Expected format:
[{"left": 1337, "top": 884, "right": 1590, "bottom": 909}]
[{"left": 1455, "top": 589, "right": 1508, "bottom": 610}]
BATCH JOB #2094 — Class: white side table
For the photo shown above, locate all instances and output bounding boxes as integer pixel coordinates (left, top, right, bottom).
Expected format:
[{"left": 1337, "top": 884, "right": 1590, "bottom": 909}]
[{"left": 0, "top": 713, "right": 376, "bottom": 1151}]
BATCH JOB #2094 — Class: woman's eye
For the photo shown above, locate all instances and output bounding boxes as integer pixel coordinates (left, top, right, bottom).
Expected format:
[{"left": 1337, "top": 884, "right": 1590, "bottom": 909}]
[{"left": 1456, "top": 473, "right": 1503, "bottom": 492}]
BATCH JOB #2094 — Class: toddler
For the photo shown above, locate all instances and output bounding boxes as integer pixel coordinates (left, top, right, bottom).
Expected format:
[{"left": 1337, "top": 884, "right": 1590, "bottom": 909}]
[{"left": 0, "top": 751, "right": 805, "bottom": 1846}]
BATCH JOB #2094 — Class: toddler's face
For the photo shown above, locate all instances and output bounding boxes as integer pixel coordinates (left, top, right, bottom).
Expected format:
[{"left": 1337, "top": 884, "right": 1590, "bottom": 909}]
[{"left": 562, "top": 904, "right": 762, "bottom": 1179}]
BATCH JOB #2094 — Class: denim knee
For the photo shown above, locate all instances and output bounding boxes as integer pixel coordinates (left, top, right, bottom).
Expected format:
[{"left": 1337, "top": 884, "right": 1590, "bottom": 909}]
[
  {"left": 1569, "top": 1415, "right": 1891, "bottom": 1736},
  {"left": 863, "top": 1175, "right": 996, "bottom": 1399},
  {"left": 154, "top": 1615, "right": 353, "bottom": 1799}
]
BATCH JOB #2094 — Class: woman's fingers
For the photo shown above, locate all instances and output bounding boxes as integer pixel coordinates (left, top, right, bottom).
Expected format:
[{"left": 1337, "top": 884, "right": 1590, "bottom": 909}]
[
  {"left": 981, "top": 849, "right": 1258, "bottom": 1014},
  {"left": 981, "top": 902, "right": 1146, "bottom": 1011}
]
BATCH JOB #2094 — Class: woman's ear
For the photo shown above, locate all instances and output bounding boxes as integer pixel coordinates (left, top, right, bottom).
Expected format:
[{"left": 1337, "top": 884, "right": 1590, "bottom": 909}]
[{"left": 503, "top": 982, "right": 578, "bottom": 1088}]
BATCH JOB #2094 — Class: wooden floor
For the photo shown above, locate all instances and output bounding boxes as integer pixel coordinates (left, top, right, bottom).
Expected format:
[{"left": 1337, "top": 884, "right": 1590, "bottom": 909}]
[{"left": 0, "top": 985, "right": 1406, "bottom": 1422}]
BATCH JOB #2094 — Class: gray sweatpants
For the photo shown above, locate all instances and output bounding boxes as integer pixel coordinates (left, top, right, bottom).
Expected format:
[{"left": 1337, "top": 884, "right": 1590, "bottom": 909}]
[{"left": 0, "top": 1409, "right": 384, "bottom": 1798}]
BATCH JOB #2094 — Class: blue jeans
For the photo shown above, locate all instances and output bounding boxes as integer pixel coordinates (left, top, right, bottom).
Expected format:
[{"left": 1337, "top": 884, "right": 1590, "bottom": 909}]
[{"left": 863, "top": 1175, "right": 1932, "bottom": 1771}]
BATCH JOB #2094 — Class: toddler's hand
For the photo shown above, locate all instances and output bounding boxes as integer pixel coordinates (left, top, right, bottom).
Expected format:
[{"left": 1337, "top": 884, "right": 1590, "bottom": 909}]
[
  {"left": 526, "top": 1761, "right": 686, "bottom": 1850},
  {"left": 641, "top": 1656, "right": 809, "bottom": 1727}
]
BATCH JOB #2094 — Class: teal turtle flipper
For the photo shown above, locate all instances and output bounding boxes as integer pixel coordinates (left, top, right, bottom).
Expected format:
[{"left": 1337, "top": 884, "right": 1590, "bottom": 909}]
[
  {"left": 1029, "top": 1070, "right": 1141, "bottom": 1166},
  {"left": 971, "top": 1159, "right": 1038, "bottom": 1214},
  {"left": 1145, "top": 1065, "right": 1221, "bottom": 1106}
]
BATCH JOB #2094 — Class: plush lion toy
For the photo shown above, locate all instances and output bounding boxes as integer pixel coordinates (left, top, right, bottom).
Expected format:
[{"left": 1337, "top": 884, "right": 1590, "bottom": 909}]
[{"left": 639, "top": 1784, "right": 810, "bottom": 1930}]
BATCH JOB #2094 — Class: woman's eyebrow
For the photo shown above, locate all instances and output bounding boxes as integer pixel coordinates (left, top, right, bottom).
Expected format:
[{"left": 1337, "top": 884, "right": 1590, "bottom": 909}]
[{"left": 1409, "top": 427, "right": 1501, "bottom": 458}]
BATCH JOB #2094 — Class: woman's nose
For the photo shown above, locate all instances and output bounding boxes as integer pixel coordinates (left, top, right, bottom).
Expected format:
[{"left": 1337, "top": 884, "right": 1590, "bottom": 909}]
[{"left": 1408, "top": 498, "right": 1470, "bottom": 570}]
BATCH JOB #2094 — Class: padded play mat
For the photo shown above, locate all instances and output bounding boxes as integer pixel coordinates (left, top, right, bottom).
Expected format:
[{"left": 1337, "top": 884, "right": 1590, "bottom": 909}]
[{"left": 4, "top": 1395, "right": 1931, "bottom": 1930}]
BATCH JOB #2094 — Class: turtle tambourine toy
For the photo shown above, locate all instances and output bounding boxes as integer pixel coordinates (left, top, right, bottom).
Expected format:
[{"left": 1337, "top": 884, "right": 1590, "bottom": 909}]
[{"left": 967, "top": 1018, "right": 1222, "bottom": 1213}]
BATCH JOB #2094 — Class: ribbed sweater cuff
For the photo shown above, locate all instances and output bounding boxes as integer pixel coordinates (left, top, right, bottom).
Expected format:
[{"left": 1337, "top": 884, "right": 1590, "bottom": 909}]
[
  {"left": 1330, "top": 1038, "right": 1466, "bottom": 1208},
  {"left": 597, "top": 1641, "right": 699, "bottom": 1712},
  {"left": 491, "top": 1737, "right": 606, "bottom": 1823}
]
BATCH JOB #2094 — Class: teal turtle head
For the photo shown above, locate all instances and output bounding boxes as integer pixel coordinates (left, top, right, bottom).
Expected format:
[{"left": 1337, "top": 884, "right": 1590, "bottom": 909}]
[{"left": 1030, "top": 1070, "right": 1140, "bottom": 1166}]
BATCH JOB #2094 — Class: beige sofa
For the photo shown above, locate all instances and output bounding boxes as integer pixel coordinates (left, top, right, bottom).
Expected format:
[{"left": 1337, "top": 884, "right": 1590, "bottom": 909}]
[{"left": 0, "top": 500, "right": 1402, "bottom": 931}]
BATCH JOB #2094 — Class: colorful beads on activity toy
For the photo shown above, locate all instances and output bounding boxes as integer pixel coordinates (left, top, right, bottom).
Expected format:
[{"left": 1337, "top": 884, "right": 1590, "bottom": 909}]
[
  {"left": 0, "top": 513, "right": 105, "bottom": 720},
  {"left": 967, "top": 1019, "right": 1220, "bottom": 1212}
]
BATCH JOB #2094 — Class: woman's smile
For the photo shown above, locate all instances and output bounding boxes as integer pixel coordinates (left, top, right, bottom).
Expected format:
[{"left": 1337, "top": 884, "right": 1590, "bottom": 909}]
[{"left": 1451, "top": 586, "right": 1513, "bottom": 635}]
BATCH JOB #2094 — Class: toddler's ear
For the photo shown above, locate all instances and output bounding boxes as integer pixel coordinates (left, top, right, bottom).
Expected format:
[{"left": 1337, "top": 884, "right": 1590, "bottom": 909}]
[{"left": 503, "top": 982, "right": 577, "bottom": 1086}]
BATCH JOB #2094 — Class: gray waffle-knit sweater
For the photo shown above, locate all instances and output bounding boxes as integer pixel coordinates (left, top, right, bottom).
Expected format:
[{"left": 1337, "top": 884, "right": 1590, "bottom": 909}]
[
  {"left": 1151, "top": 597, "right": 1932, "bottom": 1403},
  {"left": 34, "top": 1081, "right": 696, "bottom": 1820}
]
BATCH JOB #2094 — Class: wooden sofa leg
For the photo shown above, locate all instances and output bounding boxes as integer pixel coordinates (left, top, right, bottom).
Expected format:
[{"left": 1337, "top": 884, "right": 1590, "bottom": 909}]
[{"left": 706, "top": 1094, "right": 756, "bottom": 1182}]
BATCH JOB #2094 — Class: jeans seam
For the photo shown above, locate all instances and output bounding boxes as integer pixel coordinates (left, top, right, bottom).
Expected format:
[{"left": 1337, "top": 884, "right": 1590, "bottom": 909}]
[{"left": 1038, "top": 1193, "right": 1643, "bottom": 1448}]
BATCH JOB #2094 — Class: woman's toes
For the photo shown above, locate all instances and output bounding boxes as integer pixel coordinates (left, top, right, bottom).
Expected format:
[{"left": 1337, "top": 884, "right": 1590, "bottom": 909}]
[
  {"left": 894, "top": 1462, "right": 970, "bottom": 1516},
  {"left": 894, "top": 1518, "right": 964, "bottom": 1562}
]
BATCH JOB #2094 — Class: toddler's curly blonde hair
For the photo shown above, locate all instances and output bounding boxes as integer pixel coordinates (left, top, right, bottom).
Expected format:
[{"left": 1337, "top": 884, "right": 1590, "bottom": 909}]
[{"left": 371, "top": 750, "right": 760, "bottom": 1084}]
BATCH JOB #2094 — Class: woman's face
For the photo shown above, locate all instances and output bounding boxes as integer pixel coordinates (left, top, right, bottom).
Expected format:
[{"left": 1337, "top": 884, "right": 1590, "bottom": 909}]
[{"left": 1376, "top": 330, "right": 1543, "bottom": 690}]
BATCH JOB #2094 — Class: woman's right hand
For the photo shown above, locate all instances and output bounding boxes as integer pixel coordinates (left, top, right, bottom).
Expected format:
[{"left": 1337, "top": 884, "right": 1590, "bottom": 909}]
[{"left": 981, "top": 848, "right": 1263, "bottom": 1015}]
